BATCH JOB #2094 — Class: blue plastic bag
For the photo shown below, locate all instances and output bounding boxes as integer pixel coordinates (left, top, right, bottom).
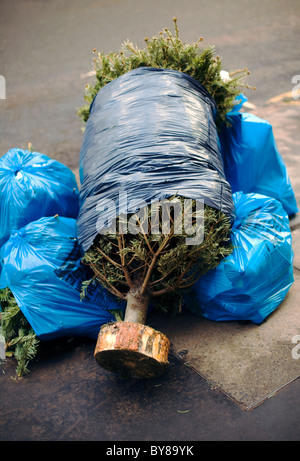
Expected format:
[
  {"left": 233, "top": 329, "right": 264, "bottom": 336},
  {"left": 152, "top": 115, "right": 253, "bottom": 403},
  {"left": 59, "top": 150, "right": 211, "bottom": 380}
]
[
  {"left": 0, "top": 216, "right": 124, "bottom": 341},
  {"left": 0, "top": 148, "right": 79, "bottom": 248},
  {"left": 219, "top": 110, "right": 298, "bottom": 216},
  {"left": 77, "top": 67, "right": 235, "bottom": 251},
  {"left": 185, "top": 191, "right": 294, "bottom": 324}
]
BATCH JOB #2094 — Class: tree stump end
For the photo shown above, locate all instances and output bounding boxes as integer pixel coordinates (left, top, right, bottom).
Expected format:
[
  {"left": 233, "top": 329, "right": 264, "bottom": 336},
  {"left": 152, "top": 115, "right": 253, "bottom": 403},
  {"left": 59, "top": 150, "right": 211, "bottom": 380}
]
[{"left": 94, "top": 321, "right": 170, "bottom": 379}]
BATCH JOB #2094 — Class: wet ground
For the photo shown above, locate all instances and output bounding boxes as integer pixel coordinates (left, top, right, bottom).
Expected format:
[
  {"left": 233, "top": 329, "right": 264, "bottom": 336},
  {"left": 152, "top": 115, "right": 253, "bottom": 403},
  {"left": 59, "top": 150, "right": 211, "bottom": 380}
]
[{"left": 1, "top": 335, "right": 300, "bottom": 442}]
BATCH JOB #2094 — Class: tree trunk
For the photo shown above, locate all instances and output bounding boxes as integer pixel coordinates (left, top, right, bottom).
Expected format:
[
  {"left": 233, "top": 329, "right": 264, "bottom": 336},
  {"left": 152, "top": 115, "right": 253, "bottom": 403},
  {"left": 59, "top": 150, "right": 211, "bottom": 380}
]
[{"left": 124, "top": 286, "right": 149, "bottom": 324}]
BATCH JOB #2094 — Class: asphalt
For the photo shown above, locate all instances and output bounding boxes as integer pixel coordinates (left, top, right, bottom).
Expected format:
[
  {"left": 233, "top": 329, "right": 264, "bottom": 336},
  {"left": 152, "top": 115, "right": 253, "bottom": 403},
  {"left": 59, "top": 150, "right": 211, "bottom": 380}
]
[{"left": 0, "top": 0, "right": 300, "bottom": 443}]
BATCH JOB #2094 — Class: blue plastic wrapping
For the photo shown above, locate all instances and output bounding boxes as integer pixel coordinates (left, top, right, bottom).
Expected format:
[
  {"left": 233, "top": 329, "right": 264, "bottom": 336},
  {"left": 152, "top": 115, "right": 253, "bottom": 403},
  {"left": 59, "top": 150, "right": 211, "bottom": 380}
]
[
  {"left": 185, "top": 191, "right": 294, "bottom": 324},
  {"left": 0, "top": 148, "right": 79, "bottom": 248},
  {"left": 77, "top": 67, "right": 235, "bottom": 251},
  {"left": 0, "top": 216, "right": 124, "bottom": 341},
  {"left": 219, "top": 110, "right": 298, "bottom": 216}
]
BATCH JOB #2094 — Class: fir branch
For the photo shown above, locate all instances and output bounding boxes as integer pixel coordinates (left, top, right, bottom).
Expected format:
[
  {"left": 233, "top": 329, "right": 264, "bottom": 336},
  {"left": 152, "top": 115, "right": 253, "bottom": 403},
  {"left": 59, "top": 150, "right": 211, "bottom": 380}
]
[
  {"left": 83, "top": 200, "right": 233, "bottom": 316},
  {"left": 78, "top": 18, "right": 253, "bottom": 127},
  {"left": 0, "top": 288, "right": 40, "bottom": 376}
]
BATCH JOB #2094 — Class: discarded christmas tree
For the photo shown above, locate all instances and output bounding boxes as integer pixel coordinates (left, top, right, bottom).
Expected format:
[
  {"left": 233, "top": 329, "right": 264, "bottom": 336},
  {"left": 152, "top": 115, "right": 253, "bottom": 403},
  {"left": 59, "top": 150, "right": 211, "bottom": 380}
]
[{"left": 79, "top": 18, "right": 252, "bottom": 378}]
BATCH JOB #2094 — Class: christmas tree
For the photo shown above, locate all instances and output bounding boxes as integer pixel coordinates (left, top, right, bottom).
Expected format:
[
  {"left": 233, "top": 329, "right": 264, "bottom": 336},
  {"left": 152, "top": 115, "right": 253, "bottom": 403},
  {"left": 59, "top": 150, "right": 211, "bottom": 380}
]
[{"left": 78, "top": 19, "right": 253, "bottom": 378}]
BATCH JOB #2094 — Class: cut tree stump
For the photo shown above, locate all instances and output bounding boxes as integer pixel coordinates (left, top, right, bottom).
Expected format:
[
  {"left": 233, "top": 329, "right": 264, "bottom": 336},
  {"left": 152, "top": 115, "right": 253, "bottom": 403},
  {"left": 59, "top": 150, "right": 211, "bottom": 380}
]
[{"left": 94, "top": 321, "right": 170, "bottom": 379}]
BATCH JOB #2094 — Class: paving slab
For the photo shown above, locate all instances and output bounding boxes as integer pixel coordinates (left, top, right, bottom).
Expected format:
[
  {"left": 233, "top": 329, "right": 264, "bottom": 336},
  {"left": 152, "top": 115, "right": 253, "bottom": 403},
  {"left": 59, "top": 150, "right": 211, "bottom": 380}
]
[{"left": 149, "top": 267, "right": 300, "bottom": 411}]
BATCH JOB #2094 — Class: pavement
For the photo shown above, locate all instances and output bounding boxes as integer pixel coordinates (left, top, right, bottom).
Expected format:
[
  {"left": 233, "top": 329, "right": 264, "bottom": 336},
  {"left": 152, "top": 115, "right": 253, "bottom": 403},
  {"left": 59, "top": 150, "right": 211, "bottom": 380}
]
[{"left": 1, "top": 0, "right": 300, "bottom": 443}]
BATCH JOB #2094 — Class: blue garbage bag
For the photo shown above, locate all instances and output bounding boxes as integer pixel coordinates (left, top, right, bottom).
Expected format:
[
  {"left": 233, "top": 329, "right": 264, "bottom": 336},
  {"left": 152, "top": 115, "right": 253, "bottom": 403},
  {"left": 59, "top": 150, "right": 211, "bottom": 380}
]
[
  {"left": 0, "top": 216, "right": 124, "bottom": 341},
  {"left": 185, "top": 191, "right": 294, "bottom": 324},
  {"left": 0, "top": 148, "right": 79, "bottom": 248},
  {"left": 77, "top": 67, "right": 235, "bottom": 251},
  {"left": 219, "top": 109, "right": 298, "bottom": 216}
]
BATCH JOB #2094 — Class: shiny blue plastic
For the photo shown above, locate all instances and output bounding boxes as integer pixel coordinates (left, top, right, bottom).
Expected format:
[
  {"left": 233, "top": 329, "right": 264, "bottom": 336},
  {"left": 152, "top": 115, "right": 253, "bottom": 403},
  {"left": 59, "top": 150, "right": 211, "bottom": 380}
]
[
  {"left": 0, "top": 148, "right": 79, "bottom": 248},
  {"left": 77, "top": 67, "right": 235, "bottom": 251},
  {"left": 185, "top": 191, "right": 294, "bottom": 324},
  {"left": 219, "top": 110, "right": 298, "bottom": 216},
  {"left": 0, "top": 216, "right": 124, "bottom": 340}
]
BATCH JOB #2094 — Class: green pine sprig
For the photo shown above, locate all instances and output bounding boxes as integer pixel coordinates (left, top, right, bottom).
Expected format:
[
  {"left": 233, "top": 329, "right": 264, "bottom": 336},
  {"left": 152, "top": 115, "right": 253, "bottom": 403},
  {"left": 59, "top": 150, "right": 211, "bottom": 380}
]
[
  {"left": 0, "top": 288, "right": 40, "bottom": 377},
  {"left": 78, "top": 17, "right": 254, "bottom": 127}
]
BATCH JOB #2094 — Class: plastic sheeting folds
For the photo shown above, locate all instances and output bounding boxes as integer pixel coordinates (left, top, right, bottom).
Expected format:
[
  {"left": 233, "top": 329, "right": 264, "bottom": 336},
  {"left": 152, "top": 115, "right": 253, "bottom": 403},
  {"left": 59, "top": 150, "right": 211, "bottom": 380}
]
[
  {"left": 219, "top": 110, "right": 298, "bottom": 217},
  {"left": 185, "top": 191, "right": 294, "bottom": 324},
  {"left": 77, "top": 67, "right": 235, "bottom": 251},
  {"left": 0, "top": 148, "right": 79, "bottom": 248},
  {"left": 0, "top": 216, "right": 124, "bottom": 340}
]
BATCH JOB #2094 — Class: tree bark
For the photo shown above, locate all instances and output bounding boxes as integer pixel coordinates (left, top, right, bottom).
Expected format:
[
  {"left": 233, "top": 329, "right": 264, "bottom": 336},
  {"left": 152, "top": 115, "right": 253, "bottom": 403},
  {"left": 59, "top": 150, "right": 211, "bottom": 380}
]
[{"left": 124, "top": 286, "right": 149, "bottom": 324}]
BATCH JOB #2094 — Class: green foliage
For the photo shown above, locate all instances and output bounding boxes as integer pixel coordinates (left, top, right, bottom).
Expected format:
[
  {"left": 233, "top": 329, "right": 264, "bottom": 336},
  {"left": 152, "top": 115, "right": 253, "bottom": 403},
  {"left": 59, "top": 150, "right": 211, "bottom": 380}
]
[
  {"left": 79, "top": 18, "right": 243, "bottom": 317},
  {"left": 0, "top": 288, "right": 40, "bottom": 376},
  {"left": 82, "top": 199, "right": 233, "bottom": 315},
  {"left": 78, "top": 17, "right": 253, "bottom": 127}
]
